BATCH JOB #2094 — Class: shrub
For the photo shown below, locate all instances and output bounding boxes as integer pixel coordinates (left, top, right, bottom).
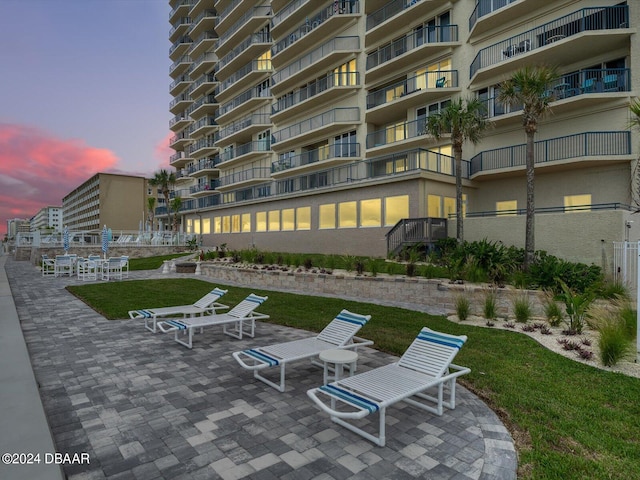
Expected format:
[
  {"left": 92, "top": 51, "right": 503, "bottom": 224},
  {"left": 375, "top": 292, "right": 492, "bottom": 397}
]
[
  {"left": 355, "top": 259, "right": 365, "bottom": 275},
  {"left": 558, "top": 280, "right": 593, "bottom": 334},
  {"left": 599, "top": 321, "right": 633, "bottom": 366},
  {"left": 342, "top": 255, "right": 355, "bottom": 272},
  {"left": 597, "top": 279, "right": 629, "bottom": 300},
  {"left": 455, "top": 295, "right": 470, "bottom": 321},
  {"left": 303, "top": 257, "right": 313, "bottom": 270},
  {"left": 543, "top": 290, "right": 564, "bottom": 327},
  {"left": 366, "top": 258, "right": 378, "bottom": 277},
  {"left": 512, "top": 292, "right": 532, "bottom": 323},
  {"left": 483, "top": 289, "right": 497, "bottom": 320}
]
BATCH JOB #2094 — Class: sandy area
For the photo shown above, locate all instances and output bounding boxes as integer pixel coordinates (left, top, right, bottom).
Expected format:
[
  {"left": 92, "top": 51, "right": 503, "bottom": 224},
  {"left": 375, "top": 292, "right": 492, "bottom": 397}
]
[{"left": 447, "top": 314, "right": 640, "bottom": 379}]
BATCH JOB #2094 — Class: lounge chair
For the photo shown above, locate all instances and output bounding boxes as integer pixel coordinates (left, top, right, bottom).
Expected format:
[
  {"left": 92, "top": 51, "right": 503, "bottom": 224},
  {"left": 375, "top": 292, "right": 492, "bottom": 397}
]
[
  {"left": 233, "top": 310, "right": 373, "bottom": 392},
  {"left": 129, "top": 287, "right": 229, "bottom": 333},
  {"left": 41, "top": 255, "right": 56, "bottom": 277},
  {"left": 307, "top": 327, "right": 470, "bottom": 447},
  {"left": 157, "top": 293, "right": 269, "bottom": 349}
]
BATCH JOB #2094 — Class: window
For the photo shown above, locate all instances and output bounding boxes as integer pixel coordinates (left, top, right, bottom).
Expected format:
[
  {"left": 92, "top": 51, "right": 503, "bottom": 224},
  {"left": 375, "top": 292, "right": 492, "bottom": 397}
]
[
  {"left": 338, "top": 201, "right": 357, "bottom": 228},
  {"left": 268, "top": 210, "right": 280, "bottom": 231},
  {"left": 427, "top": 194, "right": 441, "bottom": 217},
  {"left": 186, "top": 219, "right": 193, "bottom": 233},
  {"left": 319, "top": 204, "right": 336, "bottom": 229},
  {"left": 296, "top": 207, "right": 311, "bottom": 230},
  {"left": 202, "top": 218, "right": 211, "bottom": 234},
  {"left": 222, "top": 216, "right": 231, "bottom": 233},
  {"left": 231, "top": 214, "right": 241, "bottom": 233},
  {"left": 282, "top": 208, "right": 295, "bottom": 231},
  {"left": 385, "top": 195, "right": 409, "bottom": 226},
  {"left": 241, "top": 214, "right": 251, "bottom": 232},
  {"left": 257, "top": 49, "right": 271, "bottom": 70},
  {"left": 564, "top": 194, "right": 591, "bottom": 212},
  {"left": 496, "top": 200, "right": 517, "bottom": 216},
  {"left": 334, "top": 130, "right": 357, "bottom": 157},
  {"left": 256, "top": 212, "right": 267, "bottom": 232},
  {"left": 214, "top": 216, "right": 221, "bottom": 234},
  {"left": 385, "top": 121, "right": 406, "bottom": 144},
  {"left": 360, "top": 199, "right": 381, "bottom": 227},
  {"left": 333, "top": 59, "right": 357, "bottom": 86},
  {"left": 443, "top": 197, "right": 456, "bottom": 218}
]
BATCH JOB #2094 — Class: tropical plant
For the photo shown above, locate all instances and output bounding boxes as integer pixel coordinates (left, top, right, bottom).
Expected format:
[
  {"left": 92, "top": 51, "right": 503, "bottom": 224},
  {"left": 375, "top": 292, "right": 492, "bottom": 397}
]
[
  {"left": 169, "top": 196, "right": 182, "bottom": 232},
  {"left": 498, "top": 65, "right": 558, "bottom": 270},
  {"left": 146, "top": 196, "right": 156, "bottom": 232},
  {"left": 542, "top": 290, "right": 564, "bottom": 327},
  {"left": 558, "top": 279, "right": 594, "bottom": 334},
  {"left": 149, "top": 169, "right": 176, "bottom": 231},
  {"left": 425, "top": 98, "right": 490, "bottom": 242}
]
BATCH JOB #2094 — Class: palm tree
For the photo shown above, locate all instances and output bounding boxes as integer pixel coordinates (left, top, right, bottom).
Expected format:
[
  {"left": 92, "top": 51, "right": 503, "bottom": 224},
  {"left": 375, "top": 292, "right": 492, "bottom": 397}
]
[
  {"left": 146, "top": 197, "right": 156, "bottom": 231},
  {"left": 426, "top": 97, "right": 490, "bottom": 242},
  {"left": 497, "top": 65, "right": 558, "bottom": 270},
  {"left": 170, "top": 196, "right": 183, "bottom": 232},
  {"left": 149, "top": 169, "right": 176, "bottom": 231}
]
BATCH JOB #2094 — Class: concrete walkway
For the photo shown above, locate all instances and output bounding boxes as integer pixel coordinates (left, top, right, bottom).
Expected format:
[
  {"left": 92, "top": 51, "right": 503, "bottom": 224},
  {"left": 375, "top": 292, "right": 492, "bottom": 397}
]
[{"left": 1, "top": 256, "right": 517, "bottom": 480}]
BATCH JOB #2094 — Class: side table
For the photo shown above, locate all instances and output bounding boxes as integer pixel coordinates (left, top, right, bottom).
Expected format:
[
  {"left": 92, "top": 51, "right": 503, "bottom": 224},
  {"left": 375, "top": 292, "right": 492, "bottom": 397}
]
[{"left": 319, "top": 349, "right": 358, "bottom": 385}]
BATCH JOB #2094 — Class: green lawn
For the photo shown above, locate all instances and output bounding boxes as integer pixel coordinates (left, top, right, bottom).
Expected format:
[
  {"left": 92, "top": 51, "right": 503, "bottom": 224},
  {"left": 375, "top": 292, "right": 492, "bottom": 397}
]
[{"left": 67, "top": 279, "right": 640, "bottom": 480}]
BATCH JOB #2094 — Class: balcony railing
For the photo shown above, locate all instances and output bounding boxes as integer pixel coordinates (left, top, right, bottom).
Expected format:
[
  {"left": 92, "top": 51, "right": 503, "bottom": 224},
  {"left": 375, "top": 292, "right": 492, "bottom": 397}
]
[
  {"left": 273, "top": 71, "right": 360, "bottom": 115},
  {"left": 367, "top": 148, "right": 464, "bottom": 178},
  {"left": 188, "top": 136, "right": 216, "bottom": 155},
  {"left": 215, "top": 113, "right": 271, "bottom": 142},
  {"left": 469, "top": 0, "right": 518, "bottom": 31},
  {"left": 271, "top": 0, "right": 305, "bottom": 28},
  {"left": 366, "top": 25, "right": 458, "bottom": 70},
  {"left": 367, "top": 0, "right": 425, "bottom": 30},
  {"left": 272, "top": 1, "right": 359, "bottom": 56},
  {"left": 272, "top": 36, "right": 359, "bottom": 86},
  {"left": 190, "top": 180, "right": 221, "bottom": 194},
  {"left": 216, "top": 59, "right": 272, "bottom": 96},
  {"left": 170, "top": 55, "right": 191, "bottom": 74},
  {"left": 218, "top": 86, "right": 271, "bottom": 118},
  {"left": 271, "top": 143, "right": 361, "bottom": 172},
  {"left": 469, "top": 131, "right": 631, "bottom": 175},
  {"left": 467, "top": 202, "right": 633, "bottom": 218},
  {"left": 219, "top": 167, "right": 271, "bottom": 187},
  {"left": 217, "top": 5, "right": 271, "bottom": 50},
  {"left": 470, "top": 6, "right": 629, "bottom": 78},
  {"left": 479, "top": 68, "right": 631, "bottom": 118},
  {"left": 169, "top": 17, "right": 191, "bottom": 38},
  {"left": 366, "top": 116, "right": 436, "bottom": 148},
  {"left": 187, "top": 93, "right": 217, "bottom": 115},
  {"left": 190, "top": 156, "right": 222, "bottom": 174},
  {"left": 367, "top": 70, "right": 458, "bottom": 109},
  {"left": 272, "top": 107, "right": 360, "bottom": 144},
  {"left": 170, "top": 35, "right": 192, "bottom": 56},
  {"left": 218, "top": 140, "right": 271, "bottom": 164},
  {"left": 216, "top": 32, "right": 271, "bottom": 73}
]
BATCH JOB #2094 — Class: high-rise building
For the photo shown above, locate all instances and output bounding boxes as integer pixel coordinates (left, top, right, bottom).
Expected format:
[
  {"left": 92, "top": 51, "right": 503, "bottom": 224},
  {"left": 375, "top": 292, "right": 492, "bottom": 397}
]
[
  {"left": 166, "top": 0, "right": 638, "bottom": 265},
  {"left": 30, "top": 206, "right": 63, "bottom": 233}
]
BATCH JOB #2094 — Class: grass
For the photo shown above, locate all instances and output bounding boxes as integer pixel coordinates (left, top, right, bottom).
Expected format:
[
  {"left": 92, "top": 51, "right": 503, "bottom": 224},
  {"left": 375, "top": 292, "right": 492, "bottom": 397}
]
[{"left": 66, "top": 278, "right": 640, "bottom": 480}]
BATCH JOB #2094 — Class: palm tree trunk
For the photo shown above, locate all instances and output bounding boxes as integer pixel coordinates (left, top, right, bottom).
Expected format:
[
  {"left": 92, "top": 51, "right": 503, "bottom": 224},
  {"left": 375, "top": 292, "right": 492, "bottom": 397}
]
[
  {"left": 454, "top": 145, "right": 464, "bottom": 242},
  {"left": 524, "top": 131, "right": 536, "bottom": 270}
]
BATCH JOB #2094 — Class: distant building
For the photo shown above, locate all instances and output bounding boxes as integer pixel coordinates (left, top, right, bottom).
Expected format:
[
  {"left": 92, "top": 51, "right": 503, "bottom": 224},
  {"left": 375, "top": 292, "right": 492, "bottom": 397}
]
[
  {"left": 6, "top": 218, "right": 31, "bottom": 239},
  {"left": 30, "top": 206, "right": 62, "bottom": 233},
  {"left": 62, "top": 173, "right": 149, "bottom": 231}
]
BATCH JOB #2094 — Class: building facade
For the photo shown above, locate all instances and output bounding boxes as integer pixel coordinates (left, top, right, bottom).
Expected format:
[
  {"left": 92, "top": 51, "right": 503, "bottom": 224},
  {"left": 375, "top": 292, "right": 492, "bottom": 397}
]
[
  {"left": 62, "top": 173, "right": 149, "bottom": 232},
  {"left": 30, "top": 206, "right": 63, "bottom": 233},
  {"left": 166, "top": 0, "right": 639, "bottom": 266}
]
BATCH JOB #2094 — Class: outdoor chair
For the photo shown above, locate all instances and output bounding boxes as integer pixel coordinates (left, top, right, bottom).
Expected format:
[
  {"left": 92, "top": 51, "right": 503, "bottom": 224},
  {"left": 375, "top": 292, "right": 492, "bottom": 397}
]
[
  {"left": 77, "top": 258, "right": 98, "bottom": 281},
  {"left": 41, "top": 255, "right": 56, "bottom": 277},
  {"left": 233, "top": 310, "right": 373, "bottom": 392},
  {"left": 157, "top": 293, "right": 269, "bottom": 349},
  {"left": 307, "top": 327, "right": 470, "bottom": 447},
  {"left": 129, "top": 287, "right": 229, "bottom": 333},
  {"left": 102, "top": 257, "right": 123, "bottom": 281},
  {"left": 54, "top": 255, "right": 74, "bottom": 277}
]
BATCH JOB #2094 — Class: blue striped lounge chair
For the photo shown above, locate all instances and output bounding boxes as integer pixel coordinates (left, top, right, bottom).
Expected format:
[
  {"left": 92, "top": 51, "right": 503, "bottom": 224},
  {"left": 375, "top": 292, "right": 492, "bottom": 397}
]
[
  {"left": 157, "top": 293, "right": 268, "bottom": 349},
  {"left": 307, "top": 327, "right": 470, "bottom": 447},
  {"left": 233, "top": 310, "right": 373, "bottom": 392},
  {"left": 128, "top": 287, "right": 229, "bottom": 333}
]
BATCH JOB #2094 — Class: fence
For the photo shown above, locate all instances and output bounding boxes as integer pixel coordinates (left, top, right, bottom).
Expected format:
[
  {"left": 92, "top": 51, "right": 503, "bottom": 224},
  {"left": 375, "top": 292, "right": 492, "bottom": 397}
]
[{"left": 613, "top": 242, "right": 638, "bottom": 295}]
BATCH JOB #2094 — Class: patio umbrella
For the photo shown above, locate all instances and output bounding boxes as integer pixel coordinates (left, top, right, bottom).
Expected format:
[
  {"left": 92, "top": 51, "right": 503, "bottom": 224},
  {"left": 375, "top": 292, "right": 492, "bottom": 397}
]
[
  {"left": 63, "top": 225, "right": 69, "bottom": 254},
  {"left": 102, "top": 225, "right": 109, "bottom": 259}
]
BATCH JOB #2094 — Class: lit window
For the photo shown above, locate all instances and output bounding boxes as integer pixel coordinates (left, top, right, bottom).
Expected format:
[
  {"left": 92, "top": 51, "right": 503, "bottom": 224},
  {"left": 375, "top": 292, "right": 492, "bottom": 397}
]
[
  {"left": 443, "top": 197, "right": 456, "bottom": 219},
  {"left": 385, "top": 195, "right": 409, "bottom": 225},
  {"left": 282, "top": 209, "right": 295, "bottom": 231},
  {"left": 214, "top": 217, "right": 221, "bottom": 234},
  {"left": 360, "top": 199, "right": 381, "bottom": 227},
  {"left": 564, "top": 194, "right": 591, "bottom": 212},
  {"left": 256, "top": 212, "right": 267, "bottom": 232},
  {"left": 222, "top": 216, "right": 231, "bottom": 233},
  {"left": 268, "top": 210, "right": 280, "bottom": 231},
  {"left": 319, "top": 204, "right": 336, "bottom": 229},
  {"left": 339, "top": 201, "right": 357, "bottom": 228},
  {"left": 231, "top": 214, "right": 240, "bottom": 233},
  {"left": 186, "top": 219, "right": 193, "bottom": 233},
  {"left": 496, "top": 200, "right": 517, "bottom": 216},
  {"left": 241, "top": 214, "right": 251, "bottom": 232},
  {"left": 194, "top": 219, "right": 201, "bottom": 234},
  {"left": 296, "top": 207, "right": 311, "bottom": 230},
  {"left": 427, "top": 194, "right": 441, "bottom": 217},
  {"left": 202, "top": 218, "right": 211, "bottom": 234}
]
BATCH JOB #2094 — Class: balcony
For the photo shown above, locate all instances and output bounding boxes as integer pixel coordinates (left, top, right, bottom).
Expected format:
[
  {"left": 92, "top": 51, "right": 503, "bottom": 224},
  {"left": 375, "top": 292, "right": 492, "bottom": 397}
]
[
  {"left": 190, "top": 9, "right": 216, "bottom": 38},
  {"left": 215, "top": 32, "right": 271, "bottom": 80},
  {"left": 169, "top": 55, "right": 192, "bottom": 78},
  {"left": 367, "top": 147, "right": 463, "bottom": 179},
  {"left": 169, "top": 17, "right": 192, "bottom": 43},
  {"left": 190, "top": 73, "right": 217, "bottom": 98},
  {"left": 217, "top": 140, "right": 272, "bottom": 168},
  {"left": 174, "top": 167, "right": 192, "bottom": 182},
  {"left": 169, "top": 35, "right": 193, "bottom": 61},
  {"left": 170, "top": 113, "right": 191, "bottom": 132},
  {"left": 188, "top": 0, "right": 208, "bottom": 18},
  {"left": 170, "top": 73, "right": 192, "bottom": 97},
  {"left": 188, "top": 93, "right": 218, "bottom": 119},
  {"left": 169, "top": 129, "right": 193, "bottom": 150},
  {"left": 191, "top": 180, "right": 221, "bottom": 197},
  {"left": 271, "top": 0, "right": 310, "bottom": 35},
  {"left": 169, "top": 0, "right": 193, "bottom": 24},
  {"left": 190, "top": 156, "right": 222, "bottom": 177},
  {"left": 215, "top": 113, "right": 271, "bottom": 146},
  {"left": 189, "top": 51, "right": 217, "bottom": 78},
  {"left": 189, "top": 31, "right": 217, "bottom": 59},
  {"left": 216, "top": 1, "right": 247, "bottom": 33},
  {"left": 271, "top": 1, "right": 359, "bottom": 63},
  {"left": 188, "top": 135, "right": 217, "bottom": 159},
  {"left": 171, "top": 188, "right": 194, "bottom": 200},
  {"left": 469, "top": 6, "right": 630, "bottom": 84},
  {"left": 366, "top": 0, "right": 452, "bottom": 45},
  {"left": 217, "top": 167, "right": 272, "bottom": 191},
  {"left": 366, "top": 70, "right": 459, "bottom": 124},
  {"left": 216, "top": 86, "right": 272, "bottom": 124},
  {"left": 271, "top": 36, "right": 360, "bottom": 95},
  {"left": 271, "top": 143, "right": 361, "bottom": 177},
  {"left": 365, "top": 25, "right": 459, "bottom": 83},
  {"left": 367, "top": 117, "right": 443, "bottom": 151},
  {"left": 469, "top": 131, "right": 632, "bottom": 178},
  {"left": 215, "top": 59, "right": 272, "bottom": 101},
  {"left": 170, "top": 151, "right": 192, "bottom": 169},
  {"left": 469, "top": 0, "right": 521, "bottom": 37},
  {"left": 272, "top": 71, "right": 360, "bottom": 122},
  {"left": 480, "top": 68, "right": 632, "bottom": 126},
  {"left": 190, "top": 115, "right": 217, "bottom": 138},
  {"left": 216, "top": 5, "right": 271, "bottom": 56},
  {"left": 272, "top": 107, "right": 360, "bottom": 150},
  {"left": 170, "top": 91, "right": 192, "bottom": 114}
]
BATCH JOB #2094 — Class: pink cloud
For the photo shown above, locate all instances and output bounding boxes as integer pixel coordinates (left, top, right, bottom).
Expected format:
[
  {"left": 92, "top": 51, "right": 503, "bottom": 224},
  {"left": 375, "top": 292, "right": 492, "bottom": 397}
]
[
  {"left": 154, "top": 131, "right": 173, "bottom": 170},
  {"left": 0, "top": 122, "right": 120, "bottom": 236}
]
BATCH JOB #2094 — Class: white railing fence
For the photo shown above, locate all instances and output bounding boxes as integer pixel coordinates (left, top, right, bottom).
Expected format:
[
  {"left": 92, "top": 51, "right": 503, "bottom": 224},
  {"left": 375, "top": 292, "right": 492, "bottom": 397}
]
[{"left": 613, "top": 241, "right": 640, "bottom": 362}]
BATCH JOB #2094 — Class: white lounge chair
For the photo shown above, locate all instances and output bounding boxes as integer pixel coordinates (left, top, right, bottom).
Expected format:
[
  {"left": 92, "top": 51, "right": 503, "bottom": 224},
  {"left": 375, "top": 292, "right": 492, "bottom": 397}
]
[
  {"left": 129, "top": 287, "right": 229, "bottom": 333},
  {"left": 307, "top": 327, "right": 470, "bottom": 447},
  {"left": 233, "top": 310, "right": 373, "bottom": 392},
  {"left": 41, "top": 255, "right": 56, "bottom": 277},
  {"left": 157, "top": 293, "right": 269, "bottom": 349}
]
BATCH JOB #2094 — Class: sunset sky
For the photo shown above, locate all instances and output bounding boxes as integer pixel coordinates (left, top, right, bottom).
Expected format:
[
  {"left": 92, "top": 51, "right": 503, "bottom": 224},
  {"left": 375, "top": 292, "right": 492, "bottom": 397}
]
[{"left": 0, "top": 0, "right": 173, "bottom": 236}]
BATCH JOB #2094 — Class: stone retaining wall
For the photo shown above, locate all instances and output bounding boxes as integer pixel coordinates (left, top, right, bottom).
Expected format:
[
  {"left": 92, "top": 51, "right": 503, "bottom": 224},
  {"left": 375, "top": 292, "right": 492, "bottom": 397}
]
[{"left": 200, "top": 263, "right": 548, "bottom": 318}]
